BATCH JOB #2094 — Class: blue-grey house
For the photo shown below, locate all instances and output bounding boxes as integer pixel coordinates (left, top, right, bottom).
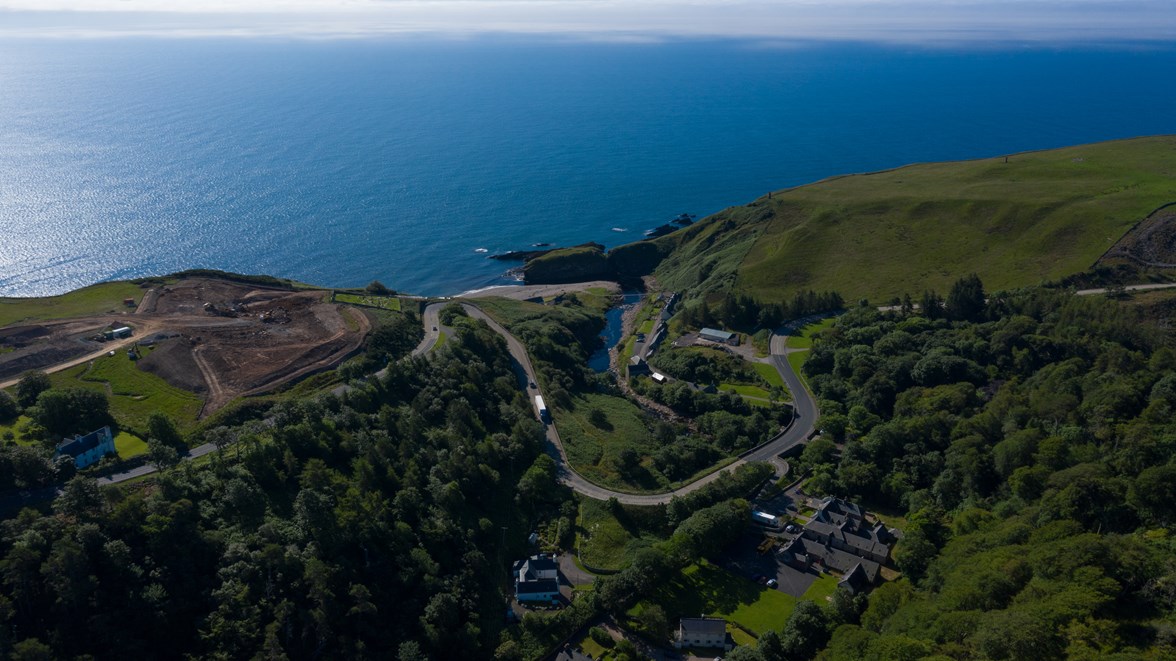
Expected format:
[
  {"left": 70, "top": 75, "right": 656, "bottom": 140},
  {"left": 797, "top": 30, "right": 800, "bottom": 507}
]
[{"left": 55, "top": 426, "right": 116, "bottom": 469}]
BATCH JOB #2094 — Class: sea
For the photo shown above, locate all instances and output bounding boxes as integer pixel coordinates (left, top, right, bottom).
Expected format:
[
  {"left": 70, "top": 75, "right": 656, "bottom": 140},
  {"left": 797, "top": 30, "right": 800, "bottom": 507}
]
[{"left": 2, "top": 37, "right": 1175, "bottom": 298}]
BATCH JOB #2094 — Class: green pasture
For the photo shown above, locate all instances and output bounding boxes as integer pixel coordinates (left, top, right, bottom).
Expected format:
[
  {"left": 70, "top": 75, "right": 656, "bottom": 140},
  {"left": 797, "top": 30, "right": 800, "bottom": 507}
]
[
  {"left": 334, "top": 292, "right": 402, "bottom": 312},
  {"left": 0, "top": 281, "right": 145, "bottom": 328},
  {"left": 48, "top": 351, "right": 204, "bottom": 437},
  {"left": 650, "top": 137, "right": 1176, "bottom": 304}
]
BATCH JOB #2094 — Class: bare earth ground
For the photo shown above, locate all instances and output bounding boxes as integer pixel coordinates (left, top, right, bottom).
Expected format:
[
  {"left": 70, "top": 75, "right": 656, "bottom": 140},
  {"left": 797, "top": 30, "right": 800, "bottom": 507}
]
[
  {"left": 1100, "top": 207, "right": 1176, "bottom": 268},
  {"left": 0, "top": 277, "right": 370, "bottom": 416}
]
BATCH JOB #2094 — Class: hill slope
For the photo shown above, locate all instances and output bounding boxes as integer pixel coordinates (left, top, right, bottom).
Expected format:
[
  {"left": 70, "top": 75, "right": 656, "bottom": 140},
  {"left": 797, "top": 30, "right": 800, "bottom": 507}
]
[{"left": 636, "top": 136, "right": 1176, "bottom": 302}]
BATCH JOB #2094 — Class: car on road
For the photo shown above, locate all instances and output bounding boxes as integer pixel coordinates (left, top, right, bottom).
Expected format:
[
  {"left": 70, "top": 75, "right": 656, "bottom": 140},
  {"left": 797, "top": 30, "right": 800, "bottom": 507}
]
[
  {"left": 432, "top": 326, "right": 438, "bottom": 331},
  {"left": 529, "top": 380, "right": 537, "bottom": 388},
  {"left": 785, "top": 524, "right": 797, "bottom": 533}
]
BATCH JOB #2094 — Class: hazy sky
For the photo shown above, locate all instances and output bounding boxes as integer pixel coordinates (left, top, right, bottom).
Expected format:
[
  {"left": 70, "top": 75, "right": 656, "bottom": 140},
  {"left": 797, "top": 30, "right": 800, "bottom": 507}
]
[{"left": 1, "top": 0, "right": 1173, "bottom": 42}]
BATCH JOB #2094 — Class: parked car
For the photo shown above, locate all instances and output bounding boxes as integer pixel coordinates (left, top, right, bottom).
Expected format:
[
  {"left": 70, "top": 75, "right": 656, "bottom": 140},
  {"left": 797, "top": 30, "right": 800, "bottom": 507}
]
[
  {"left": 766, "top": 578, "right": 778, "bottom": 589},
  {"left": 785, "top": 524, "right": 797, "bottom": 533}
]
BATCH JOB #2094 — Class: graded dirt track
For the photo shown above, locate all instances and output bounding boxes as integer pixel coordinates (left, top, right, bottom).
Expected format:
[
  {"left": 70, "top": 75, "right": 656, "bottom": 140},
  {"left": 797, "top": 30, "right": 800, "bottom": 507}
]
[{"left": 0, "top": 277, "right": 370, "bottom": 415}]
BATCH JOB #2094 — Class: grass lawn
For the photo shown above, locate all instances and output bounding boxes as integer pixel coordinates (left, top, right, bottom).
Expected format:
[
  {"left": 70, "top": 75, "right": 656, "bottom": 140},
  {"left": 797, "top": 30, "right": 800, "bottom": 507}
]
[
  {"left": 632, "top": 561, "right": 797, "bottom": 636},
  {"left": 619, "top": 336, "right": 636, "bottom": 371},
  {"left": 752, "top": 362, "right": 786, "bottom": 389},
  {"left": 333, "top": 292, "right": 402, "bottom": 312},
  {"left": 802, "top": 574, "right": 841, "bottom": 605},
  {"left": 0, "top": 415, "right": 35, "bottom": 444},
  {"left": 784, "top": 317, "right": 837, "bottom": 350},
  {"left": 719, "top": 383, "right": 774, "bottom": 399},
  {"left": 577, "top": 496, "right": 668, "bottom": 571},
  {"left": 114, "top": 431, "right": 148, "bottom": 459},
  {"left": 48, "top": 351, "right": 204, "bottom": 437},
  {"left": 434, "top": 331, "right": 448, "bottom": 350},
  {"left": 0, "top": 281, "right": 146, "bottom": 328},
  {"left": 865, "top": 503, "right": 911, "bottom": 532},
  {"left": 553, "top": 392, "right": 664, "bottom": 492},
  {"left": 633, "top": 562, "right": 843, "bottom": 641},
  {"left": 730, "top": 626, "right": 758, "bottom": 647},
  {"left": 578, "top": 635, "right": 609, "bottom": 659},
  {"left": 787, "top": 351, "right": 809, "bottom": 385}
]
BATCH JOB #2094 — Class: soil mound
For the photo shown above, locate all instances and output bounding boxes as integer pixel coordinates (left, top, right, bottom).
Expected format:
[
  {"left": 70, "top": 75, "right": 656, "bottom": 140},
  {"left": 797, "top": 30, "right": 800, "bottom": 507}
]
[
  {"left": 137, "top": 338, "right": 208, "bottom": 393},
  {"left": 1101, "top": 206, "right": 1176, "bottom": 268}
]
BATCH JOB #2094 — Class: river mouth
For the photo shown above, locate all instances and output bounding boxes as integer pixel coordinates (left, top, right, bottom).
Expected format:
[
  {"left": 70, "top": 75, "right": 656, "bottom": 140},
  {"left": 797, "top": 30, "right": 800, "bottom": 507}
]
[{"left": 587, "top": 291, "right": 642, "bottom": 372}]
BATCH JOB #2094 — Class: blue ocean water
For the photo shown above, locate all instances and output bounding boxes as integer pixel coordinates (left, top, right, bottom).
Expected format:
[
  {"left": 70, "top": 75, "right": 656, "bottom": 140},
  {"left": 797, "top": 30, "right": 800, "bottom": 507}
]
[{"left": 1, "top": 38, "right": 1175, "bottom": 298}]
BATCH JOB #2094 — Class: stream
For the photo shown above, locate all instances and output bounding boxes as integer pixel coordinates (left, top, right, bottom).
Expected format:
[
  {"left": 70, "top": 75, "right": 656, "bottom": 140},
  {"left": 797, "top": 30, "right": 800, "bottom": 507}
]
[{"left": 587, "top": 292, "right": 642, "bottom": 372}]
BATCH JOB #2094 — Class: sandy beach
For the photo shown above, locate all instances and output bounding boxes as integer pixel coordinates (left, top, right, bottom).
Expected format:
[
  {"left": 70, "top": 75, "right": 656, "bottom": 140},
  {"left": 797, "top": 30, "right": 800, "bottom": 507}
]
[{"left": 457, "top": 280, "right": 621, "bottom": 300}]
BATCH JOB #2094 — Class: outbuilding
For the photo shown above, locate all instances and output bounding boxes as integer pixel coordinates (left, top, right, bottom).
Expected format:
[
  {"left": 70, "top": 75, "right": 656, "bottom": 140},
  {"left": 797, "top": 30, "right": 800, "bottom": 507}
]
[
  {"left": 752, "top": 510, "right": 780, "bottom": 528},
  {"left": 699, "top": 327, "right": 738, "bottom": 346}
]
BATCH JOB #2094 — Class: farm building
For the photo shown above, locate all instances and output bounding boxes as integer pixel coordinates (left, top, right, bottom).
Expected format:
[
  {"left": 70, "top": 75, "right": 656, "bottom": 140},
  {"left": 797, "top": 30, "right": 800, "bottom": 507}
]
[
  {"left": 698, "top": 327, "right": 738, "bottom": 346},
  {"left": 103, "top": 326, "right": 132, "bottom": 340}
]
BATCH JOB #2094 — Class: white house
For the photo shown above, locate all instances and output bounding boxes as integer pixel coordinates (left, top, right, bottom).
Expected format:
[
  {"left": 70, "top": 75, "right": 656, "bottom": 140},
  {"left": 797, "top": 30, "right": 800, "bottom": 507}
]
[
  {"left": 55, "top": 426, "right": 116, "bottom": 469},
  {"left": 513, "top": 555, "right": 560, "bottom": 604},
  {"left": 675, "top": 617, "right": 731, "bottom": 650}
]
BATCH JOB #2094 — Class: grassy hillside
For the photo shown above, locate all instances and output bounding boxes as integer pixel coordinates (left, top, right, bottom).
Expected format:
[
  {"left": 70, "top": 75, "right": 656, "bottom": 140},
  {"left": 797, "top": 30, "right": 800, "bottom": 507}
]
[
  {"left": 647, "top": 136, "right": 1176, "bottom": 303},
  {"left": 0, "top": 281, "right": 146, "bottom": 327}
]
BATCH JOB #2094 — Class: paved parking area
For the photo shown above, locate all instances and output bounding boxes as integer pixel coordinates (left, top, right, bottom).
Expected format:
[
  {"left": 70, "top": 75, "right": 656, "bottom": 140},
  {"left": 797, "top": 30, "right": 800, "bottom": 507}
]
[{"left": 719, "top": 532, "right": 818, "bottom": 598}]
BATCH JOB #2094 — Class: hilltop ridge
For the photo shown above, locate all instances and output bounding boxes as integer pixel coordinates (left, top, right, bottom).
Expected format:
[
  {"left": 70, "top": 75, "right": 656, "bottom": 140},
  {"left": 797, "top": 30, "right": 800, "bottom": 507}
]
[{"left": 528, "top": 136, "right": 1176, "bottom": 303}]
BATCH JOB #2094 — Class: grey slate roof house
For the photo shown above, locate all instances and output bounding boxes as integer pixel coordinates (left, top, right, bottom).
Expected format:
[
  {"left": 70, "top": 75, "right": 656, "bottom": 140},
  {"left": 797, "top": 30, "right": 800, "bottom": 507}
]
[
  {"left": 839, "top": 563, "right": 873, "bottom": 595},
  {"left": 512, "top": 555, "right": 560, "bottom": 603},
  {"left": 628, "top": 355, "right": 651, "bottom": 377},
  {"left": 801, "top": 496, "right": 893, "bottom": 564},
  {"left": 674, "top": 617, "right": 731, "bottom": 650},
  {"left": 776, "top": 496, "right": 898, "bottom": 594},
  {"left": 55, "top": 426, "right": 115, "bottom": 469},
  {"left": 778, "top": 536, "right": 881, "bottom": 585}
]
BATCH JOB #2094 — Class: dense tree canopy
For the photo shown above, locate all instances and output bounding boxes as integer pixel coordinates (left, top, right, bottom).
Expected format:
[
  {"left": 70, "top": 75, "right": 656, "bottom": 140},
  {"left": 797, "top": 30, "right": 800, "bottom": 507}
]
[
  {"left": 799, "top": 280, "right": 1176, "bottom": 659},
  {"left": 0, "top": 318, "right": 558, "bottom": 659}
]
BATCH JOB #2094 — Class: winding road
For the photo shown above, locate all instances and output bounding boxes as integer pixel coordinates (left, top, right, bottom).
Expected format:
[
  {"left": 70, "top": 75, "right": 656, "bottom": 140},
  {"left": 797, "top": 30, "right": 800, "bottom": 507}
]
[
  {"left": 456, "top": 302, "right": 818, "bottom": 505},
  {"left": 3, "top": 295, "right": 818, "bottom": 510}
]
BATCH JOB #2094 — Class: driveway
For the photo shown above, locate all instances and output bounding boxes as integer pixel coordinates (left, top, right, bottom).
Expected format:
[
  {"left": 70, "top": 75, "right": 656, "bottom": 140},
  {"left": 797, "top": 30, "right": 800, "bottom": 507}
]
[
  {"left": 559, "top": 553, "right": 596, "bottom": 587},
  {"left": 718, "top": 531, "right": 817, "bottom": 598}
]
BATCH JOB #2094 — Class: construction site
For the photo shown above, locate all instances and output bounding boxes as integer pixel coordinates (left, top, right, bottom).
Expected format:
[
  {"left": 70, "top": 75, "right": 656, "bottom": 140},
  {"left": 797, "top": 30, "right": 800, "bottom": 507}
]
[{"left": 0, "top": 277, "right": 371, "bottom": 415}]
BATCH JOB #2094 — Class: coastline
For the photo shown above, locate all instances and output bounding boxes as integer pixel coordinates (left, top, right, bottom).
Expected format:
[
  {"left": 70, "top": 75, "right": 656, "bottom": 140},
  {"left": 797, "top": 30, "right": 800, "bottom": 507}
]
[{"left": 455, "top": 280, "right": 621, "bottom": 301}]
